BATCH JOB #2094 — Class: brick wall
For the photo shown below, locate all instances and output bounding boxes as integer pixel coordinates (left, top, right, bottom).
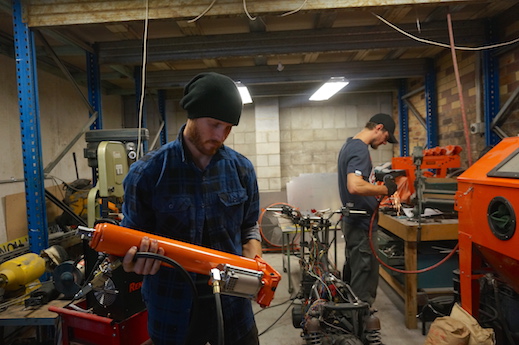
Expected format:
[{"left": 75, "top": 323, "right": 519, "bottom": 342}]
[
  {"left": 403, "top": 41, "right": 518, "bottom": 168},
  {"left": 435, "top": 50, "right": 479, "bottom": 166},
  {"left": 498, "top": 49, "right": 519, "bottom": 138}
]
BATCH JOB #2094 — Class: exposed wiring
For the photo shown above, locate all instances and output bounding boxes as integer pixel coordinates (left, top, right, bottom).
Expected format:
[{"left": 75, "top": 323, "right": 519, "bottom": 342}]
[
  {"left": 136, "top": 0, "right": 150, "bottom": 160},
  {"left": 306, "top": 270, "right": 333, "bottom": 298},
  {"left": 188, "top": 0, "right": 217, "bottom": 23},
  {"left": 258, "top": 298, "right": 295, "bottom": 337},
  {"left": 243, "top": 0, "right": 256, "bottom": 21},
  {"left": 279, "top": 0, "right": 308, "bottom": 17},
  {"left": 321, "top": 318, "right": 349, "bottom": 333},
  {"left": 256, "top": 298, "right": 301, "bottom": 339},
  {"left": 254, "top": 297, "right": 296, "bottom": 315},
  {"left": 373, "top": 12, "right": 519, "bottom": 51},
  {"left": 447, "top": 13, "right": 473, "bottom": 167}
]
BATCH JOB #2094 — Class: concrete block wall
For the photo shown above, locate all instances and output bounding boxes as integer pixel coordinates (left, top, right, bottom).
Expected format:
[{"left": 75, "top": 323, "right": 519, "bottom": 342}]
[
  {"left": 227, "top": 106, "right": 257, "bottom": 163},
  {"left": 252, "top": 99, "right": 280, "bottom": 192},
  {"left": 278, "top": 92, "right": 395, "bottom": 189},
  {"left": 161, "top": 93, "right": 394, "bottom": 194}
]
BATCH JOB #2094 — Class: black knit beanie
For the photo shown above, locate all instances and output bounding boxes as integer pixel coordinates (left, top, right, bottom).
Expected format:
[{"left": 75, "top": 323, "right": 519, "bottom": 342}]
[{"left": 180, "top": 72, "right": 243, "bottom": 126}]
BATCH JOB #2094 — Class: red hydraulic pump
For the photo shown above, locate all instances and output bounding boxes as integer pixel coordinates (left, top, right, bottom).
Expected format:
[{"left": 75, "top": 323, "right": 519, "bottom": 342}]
[{"left": 78, "top": 223, "right": 281, "bottom": 308}]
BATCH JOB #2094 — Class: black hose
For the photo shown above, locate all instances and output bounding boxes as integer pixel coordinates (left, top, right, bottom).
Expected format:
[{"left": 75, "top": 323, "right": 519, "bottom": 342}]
[
  {"left": 214, "top": 291, "right": 225, "bottom": 345},
  {"left": 135, "top": 252, "right": 201, "bottom": 345}
]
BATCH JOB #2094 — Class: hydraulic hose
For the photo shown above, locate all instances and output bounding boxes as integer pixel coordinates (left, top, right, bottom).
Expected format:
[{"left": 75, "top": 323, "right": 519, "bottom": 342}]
[
  {"left": 134, "top": 252, "right": 202, "bottom": 345},
  {"left": 368, "top": 202, "right": 459, "bottom": 274},
  {"left": 214, "top": 290, "right": 224, "bottom": 345}
]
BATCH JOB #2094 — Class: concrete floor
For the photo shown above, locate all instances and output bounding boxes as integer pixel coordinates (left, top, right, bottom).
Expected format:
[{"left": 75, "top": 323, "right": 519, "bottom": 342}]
[{"left": 254, "top": 237, "right": 428, "bottom": 345}]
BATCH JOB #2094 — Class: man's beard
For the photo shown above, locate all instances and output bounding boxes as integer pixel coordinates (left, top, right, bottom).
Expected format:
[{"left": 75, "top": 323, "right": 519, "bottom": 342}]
[{"left": 189, "top": 124, "right": 222, "bottom": 156}]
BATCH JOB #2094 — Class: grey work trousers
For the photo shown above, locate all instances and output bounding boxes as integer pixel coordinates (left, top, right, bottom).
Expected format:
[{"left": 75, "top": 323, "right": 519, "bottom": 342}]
[{"left": 342, "top": 218, "right": 379, "bottom": 306}]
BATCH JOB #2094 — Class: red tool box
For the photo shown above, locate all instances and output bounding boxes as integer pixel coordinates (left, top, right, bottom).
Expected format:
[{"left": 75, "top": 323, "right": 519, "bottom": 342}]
[{"left": 49, "top": 302, "right": 149, "bottom": 345}]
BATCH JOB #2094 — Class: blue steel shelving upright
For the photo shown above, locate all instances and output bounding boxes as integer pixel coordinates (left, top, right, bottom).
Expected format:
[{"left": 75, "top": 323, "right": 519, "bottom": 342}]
[
  {"left": 158, "top": 89, "right": 168, "bottom": 146},
  {"left": 12, "top": 0, "right": 48, "bottom": 254},
  {"left": 482, "top": 20, "right": 501, "bottom": 147},
  {"left": 424, "top": 59, "right": 439, "bottom": 149},
  {"left": 86, "top": 51, "right": 103, "bottom": 186},
  {"left": 87, "top": 51, "right": 103, "bottom": 130},
  {"left": 398, "top": 80, "right": 409, "bottom": 157}
]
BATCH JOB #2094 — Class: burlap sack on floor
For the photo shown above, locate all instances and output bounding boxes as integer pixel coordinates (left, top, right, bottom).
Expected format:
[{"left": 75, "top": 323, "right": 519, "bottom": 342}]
[
  {"left": 424, "top": 316, "right": 470, "bottom": 345},
  {"left": 450, "top": 303, "right": 495, "bottom": 345}
]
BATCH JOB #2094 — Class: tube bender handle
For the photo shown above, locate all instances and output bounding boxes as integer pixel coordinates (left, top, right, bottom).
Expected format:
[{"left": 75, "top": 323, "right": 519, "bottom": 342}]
[{"left": 78, "top": 223, "right": 281, "bottom": 307}]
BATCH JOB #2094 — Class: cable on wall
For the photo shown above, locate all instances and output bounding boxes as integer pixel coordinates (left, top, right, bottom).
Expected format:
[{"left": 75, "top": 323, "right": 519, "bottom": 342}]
[
  {"left": 188, "top": 0, "right": 309, "bottom": 22},
  {"left": 136, "top": 0, "right": 150, "bottom": 160},
  {"left": 373, "top": 13, "right": 519, "bottom": 51},
  {"left": 447, "top": 13, "right": 473, "bottom": 167},
  {"left": 279, "top": 0, "right": 308, "bottom": 17},
  {"left": 188, "top": 0, "right": 217, "bottom": 23},
  {"left": 243, "top": 0, "right": 256, "bottom": 21}
]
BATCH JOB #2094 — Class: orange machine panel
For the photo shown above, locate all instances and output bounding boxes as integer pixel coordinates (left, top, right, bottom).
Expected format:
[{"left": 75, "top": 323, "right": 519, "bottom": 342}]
[{"left": 455, "top": 137, "right": 519, "bottom": 315}]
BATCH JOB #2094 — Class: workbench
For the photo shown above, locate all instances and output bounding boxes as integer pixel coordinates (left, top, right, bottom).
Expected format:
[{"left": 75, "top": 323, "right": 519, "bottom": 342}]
[
  {"left": 377, "top": 212, "right": 458, "bottom": 329},
  {"left": 0, "top": 299, "right": 70, "bottom": 344}
]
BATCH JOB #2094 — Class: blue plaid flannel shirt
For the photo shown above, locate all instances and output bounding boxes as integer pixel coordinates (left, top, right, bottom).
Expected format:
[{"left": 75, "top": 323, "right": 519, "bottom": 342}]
[{"left": 120, "top": 125, "right": 261, "bottom": 344}]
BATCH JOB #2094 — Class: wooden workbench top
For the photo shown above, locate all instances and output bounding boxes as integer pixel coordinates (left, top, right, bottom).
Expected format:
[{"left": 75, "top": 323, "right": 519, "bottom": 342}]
[{"left": 378, "top": 212, "right": 458, "bottom": 242}]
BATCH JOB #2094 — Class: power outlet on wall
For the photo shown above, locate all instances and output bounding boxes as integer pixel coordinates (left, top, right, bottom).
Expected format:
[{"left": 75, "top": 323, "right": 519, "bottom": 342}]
[{"left": 470, "top": 122, "right": 485, "bottom": 134}]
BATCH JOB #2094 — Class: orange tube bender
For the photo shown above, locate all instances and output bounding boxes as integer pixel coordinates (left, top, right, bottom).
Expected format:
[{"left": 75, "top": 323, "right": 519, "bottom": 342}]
[{"left": 78, "top": 223, "right": 281, "bottom": 308}]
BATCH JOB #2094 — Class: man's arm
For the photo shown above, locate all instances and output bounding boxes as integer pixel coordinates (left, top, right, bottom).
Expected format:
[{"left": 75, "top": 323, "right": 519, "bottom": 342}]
[
  {"left": 347, "top": 172, "right": 389, "bottom": 196},
  {"left": 242, "top": 239, "right": 263, "bottom": 259}
]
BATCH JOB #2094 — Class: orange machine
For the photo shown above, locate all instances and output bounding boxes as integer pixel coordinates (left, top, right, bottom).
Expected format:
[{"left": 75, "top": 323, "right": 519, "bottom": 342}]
[
  {"left": 455, "top": 137, "right": 519, "bottom": 316},
  {"left": 392, "top": 152, "right": 461, "bottom": 195},
  {"left": 77, "top": 222, "right": 281, "bottom": 308}
]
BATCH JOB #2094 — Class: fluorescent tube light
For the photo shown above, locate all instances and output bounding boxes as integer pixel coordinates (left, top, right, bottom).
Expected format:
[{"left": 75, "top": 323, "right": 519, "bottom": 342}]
[
  {"left": 236, "top": 82, "right": 253, "bottom": 104},
  {"left": 309, "top": 77, "right": 349, "bottom": 101}
]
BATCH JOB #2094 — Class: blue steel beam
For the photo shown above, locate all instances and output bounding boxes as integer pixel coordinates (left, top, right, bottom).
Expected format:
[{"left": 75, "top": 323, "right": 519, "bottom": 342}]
[
  {"left": 87, "top": 51, "right": 103, "bottom": 186},
  {"left": 158, "top": 89, "right": 167, "bottom": 146},
  {"left": 12, "top": 0, "right": 48, "bottom": 253},
  {"left": 398, "top": 79, "right": 409, "bottom": 157},
  {"left": 482, "top": 20, "right": 500, "bottom": 147},
  {"left": 87, "top": 51, "right": 103, "bottom": 130},
  {"left": 424, "top": 59, "right": 438, "bottom": 148}
]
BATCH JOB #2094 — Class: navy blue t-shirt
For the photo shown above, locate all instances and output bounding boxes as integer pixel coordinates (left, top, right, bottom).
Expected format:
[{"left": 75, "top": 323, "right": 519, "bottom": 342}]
[{"left": 337, "top": 137, "right": 378, "bottom": 226}]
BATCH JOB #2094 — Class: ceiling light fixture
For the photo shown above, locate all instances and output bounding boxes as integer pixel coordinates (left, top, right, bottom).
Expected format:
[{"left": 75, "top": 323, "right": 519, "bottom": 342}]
[
  {"left": 236, "top": 81, "right": 253, "bottom": 104},
  {"left": 309, "top": 77, "right": 349, "bottom": 101}
]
